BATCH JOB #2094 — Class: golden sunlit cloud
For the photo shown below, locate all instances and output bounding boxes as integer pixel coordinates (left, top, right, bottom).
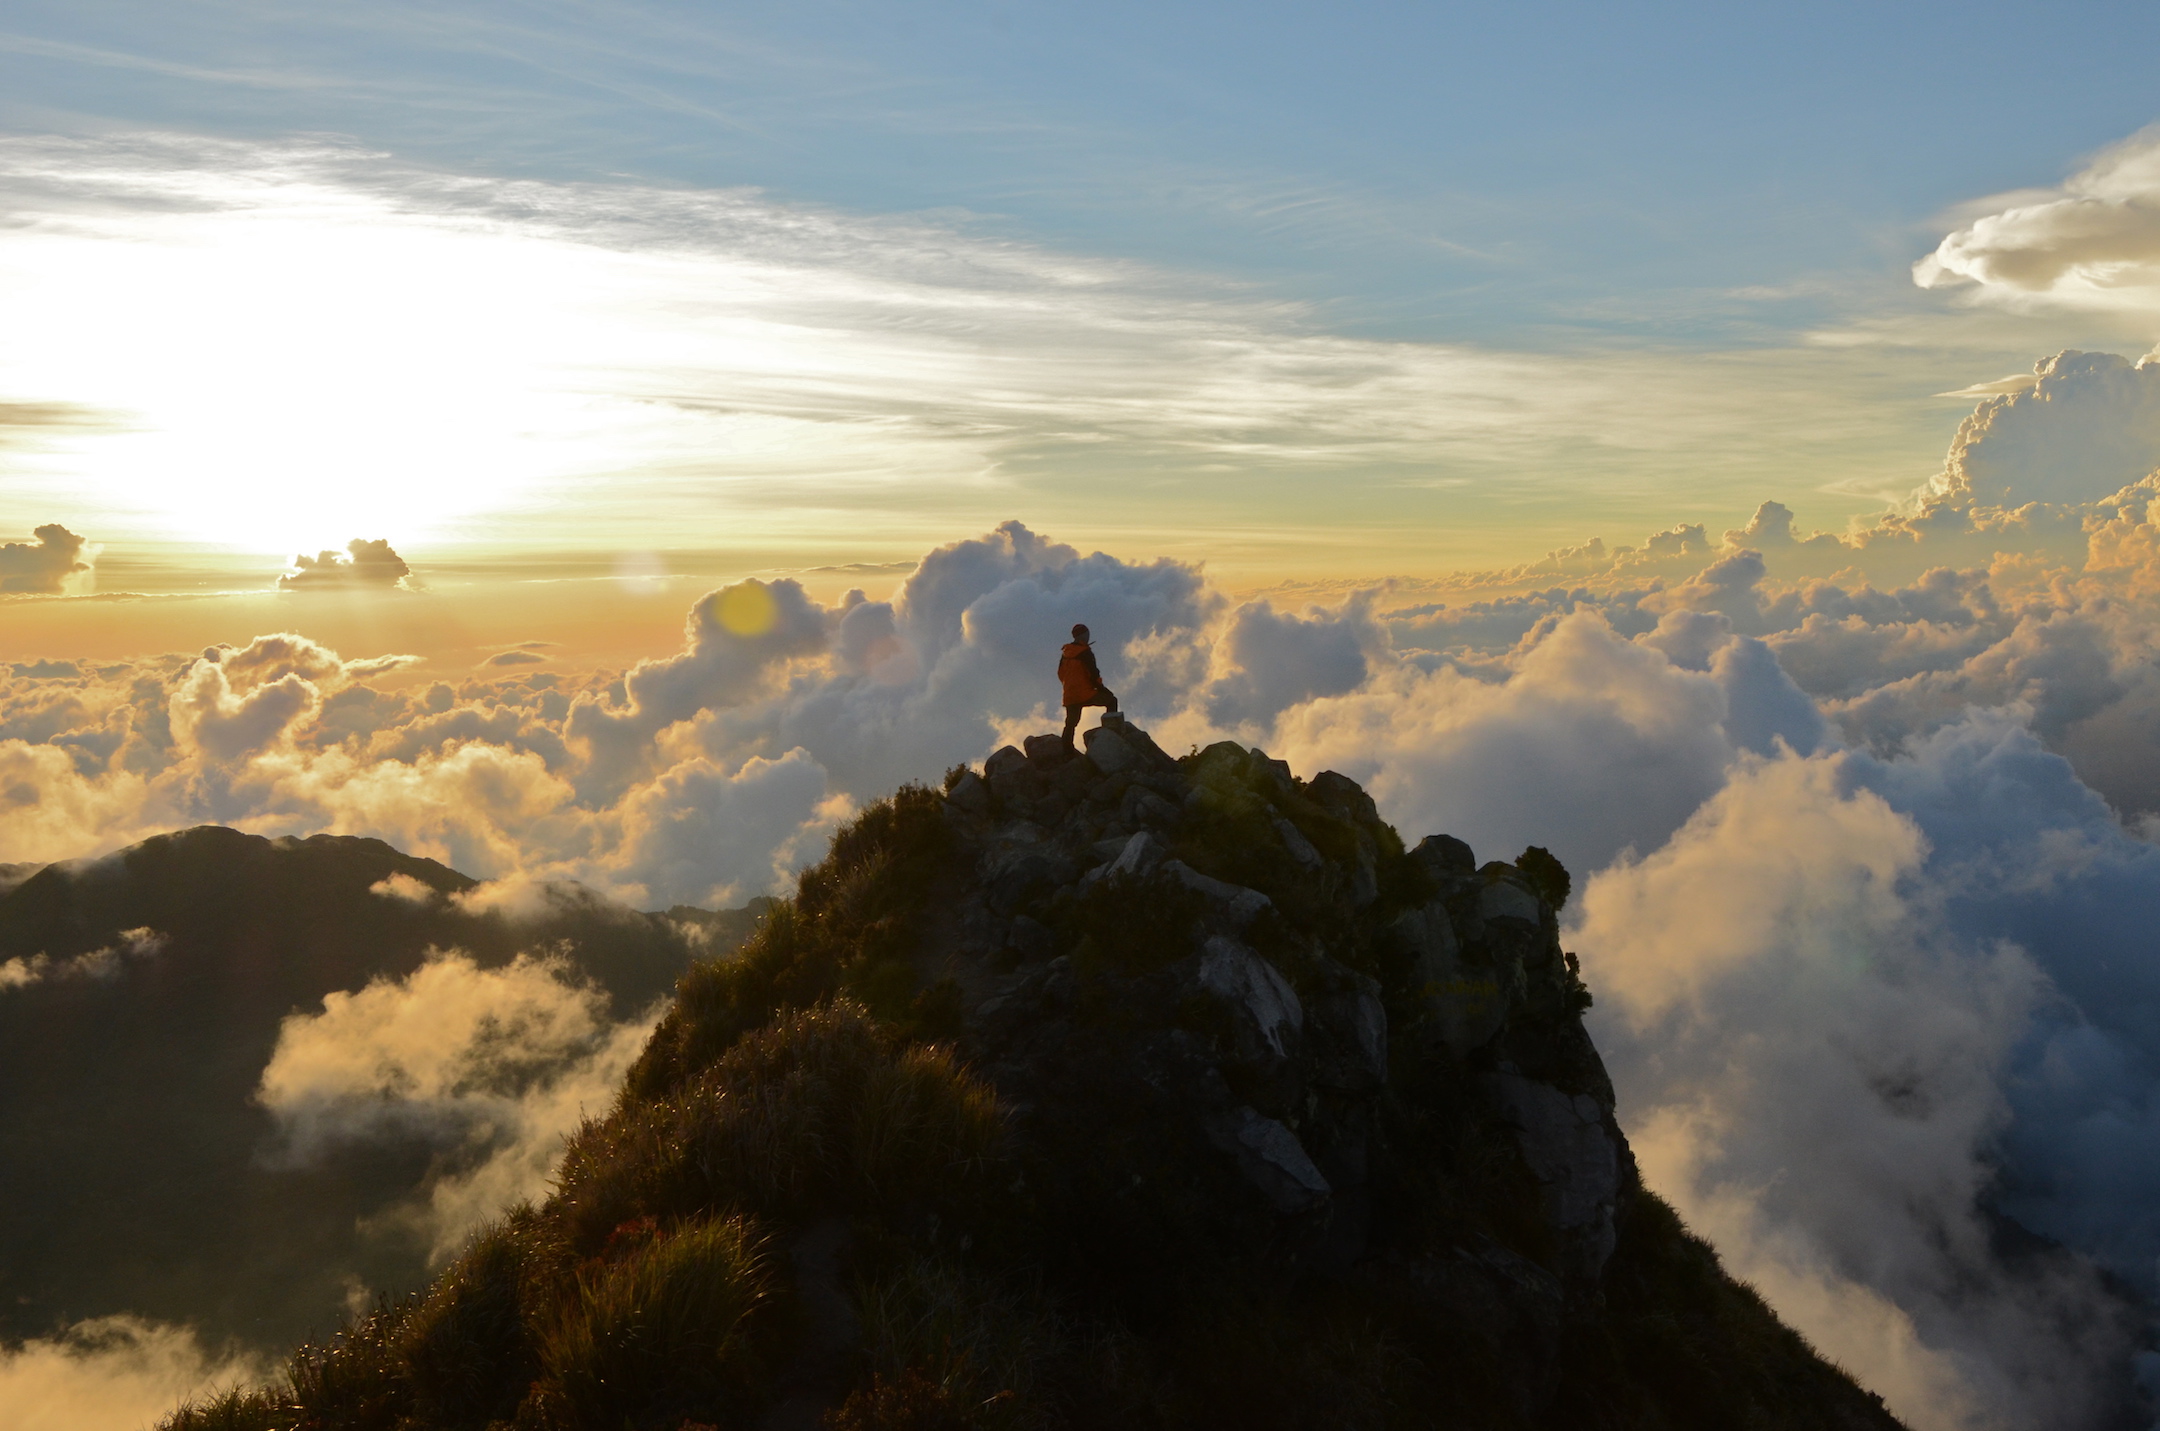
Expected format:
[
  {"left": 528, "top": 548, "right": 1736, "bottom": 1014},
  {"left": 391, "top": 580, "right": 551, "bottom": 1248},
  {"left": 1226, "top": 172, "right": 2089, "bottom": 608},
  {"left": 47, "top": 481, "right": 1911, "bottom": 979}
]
[{"left": 1917, "top": 123, "right": 2160, "bottom": 320}]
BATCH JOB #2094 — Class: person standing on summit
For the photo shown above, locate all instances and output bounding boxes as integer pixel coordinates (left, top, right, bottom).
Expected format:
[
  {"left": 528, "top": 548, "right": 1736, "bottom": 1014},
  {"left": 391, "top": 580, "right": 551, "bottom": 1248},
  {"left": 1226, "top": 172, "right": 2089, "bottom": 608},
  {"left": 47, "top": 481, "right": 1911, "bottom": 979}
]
[{"left": 1058, "top": 623, "right": 1119, "bottom": 750}]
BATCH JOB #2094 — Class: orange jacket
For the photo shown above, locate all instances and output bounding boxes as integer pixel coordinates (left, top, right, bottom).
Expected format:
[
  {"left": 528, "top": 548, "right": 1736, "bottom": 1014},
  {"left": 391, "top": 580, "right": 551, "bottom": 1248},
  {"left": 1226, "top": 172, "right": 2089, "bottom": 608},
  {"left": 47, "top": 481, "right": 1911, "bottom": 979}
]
[{"left": 1058, "top": 641, "right": 1105, "bottom": 704}]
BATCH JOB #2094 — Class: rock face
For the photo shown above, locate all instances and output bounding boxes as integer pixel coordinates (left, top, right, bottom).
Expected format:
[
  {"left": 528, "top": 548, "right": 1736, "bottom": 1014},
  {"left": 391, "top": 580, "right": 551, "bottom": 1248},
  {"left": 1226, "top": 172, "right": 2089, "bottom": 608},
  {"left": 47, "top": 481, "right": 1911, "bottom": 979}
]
[{"left": 940, "top": 731, "right": 1627, "bottom": 1300}]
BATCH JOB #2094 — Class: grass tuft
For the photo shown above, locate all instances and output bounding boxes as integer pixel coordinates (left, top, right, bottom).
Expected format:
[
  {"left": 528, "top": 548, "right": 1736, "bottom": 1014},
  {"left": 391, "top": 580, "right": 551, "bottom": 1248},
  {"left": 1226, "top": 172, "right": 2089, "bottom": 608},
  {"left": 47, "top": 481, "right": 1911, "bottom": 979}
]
[
  {"left": 397, "top": 1209, "right": 563, "bottom": 1428},
  {"left": 529, "top": 1213, "right": 778, "bottom": 1431}
]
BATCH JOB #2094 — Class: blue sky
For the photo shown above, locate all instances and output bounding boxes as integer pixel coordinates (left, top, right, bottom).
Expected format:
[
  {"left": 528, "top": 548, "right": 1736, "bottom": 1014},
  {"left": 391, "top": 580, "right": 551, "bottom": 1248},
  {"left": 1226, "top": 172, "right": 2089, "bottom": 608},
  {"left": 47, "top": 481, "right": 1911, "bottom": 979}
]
[{"left": 9, "top": 0, "right": 2158, "bottom": 339}]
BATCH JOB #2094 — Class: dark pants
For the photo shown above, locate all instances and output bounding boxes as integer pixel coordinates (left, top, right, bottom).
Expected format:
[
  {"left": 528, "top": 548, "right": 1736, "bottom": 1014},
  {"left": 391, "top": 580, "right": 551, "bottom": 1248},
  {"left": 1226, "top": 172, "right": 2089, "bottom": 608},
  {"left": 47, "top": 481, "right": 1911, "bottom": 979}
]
[{"left": 1062, "top": 688, "right": 1118, "bottom": 745}]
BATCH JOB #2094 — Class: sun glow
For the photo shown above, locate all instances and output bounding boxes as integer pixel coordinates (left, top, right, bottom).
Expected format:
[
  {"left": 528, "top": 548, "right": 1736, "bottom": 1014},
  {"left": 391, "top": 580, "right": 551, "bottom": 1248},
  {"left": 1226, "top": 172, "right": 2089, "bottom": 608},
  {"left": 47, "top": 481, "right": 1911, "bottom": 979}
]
[{"left": 0, "top": 165, "right": 698, "bottom": 551}]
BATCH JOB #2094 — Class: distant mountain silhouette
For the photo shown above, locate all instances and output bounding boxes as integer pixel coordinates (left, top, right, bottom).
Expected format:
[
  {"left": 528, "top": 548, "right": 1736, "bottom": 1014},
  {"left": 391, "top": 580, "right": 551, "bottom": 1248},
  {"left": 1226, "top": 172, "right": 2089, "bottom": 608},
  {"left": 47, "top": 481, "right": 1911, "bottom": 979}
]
[{"left": 0, "top": 826, "right": 756, "bottom": 1350}]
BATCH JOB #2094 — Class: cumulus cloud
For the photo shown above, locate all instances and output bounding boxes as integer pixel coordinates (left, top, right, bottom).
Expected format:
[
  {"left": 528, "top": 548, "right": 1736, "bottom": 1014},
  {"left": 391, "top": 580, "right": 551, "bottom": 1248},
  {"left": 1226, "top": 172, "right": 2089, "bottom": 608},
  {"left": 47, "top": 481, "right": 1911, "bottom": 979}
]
[
  {"left": 0, "top": 1316, "right": 270, "bottom": 1431},
  {"left": 567, "top": 576, "right": 833, "bottom": 797},
  {"left": 0, "top": 523, "right": 92, "bottom": 595},
  {"left": 1915, "top": 350, "right": 2160, "bottom": 510},
  {"left": 278, "top": 539, "right": 412, "bottom": 591},
  {"left": 1200, "top": 593, "right": 1383, "bottom": 730},
  {"left": 1269, "top": 611, "right": 1753, "bottom": 878},
  {"left": 612, "top": 749, "right": 852, "bottom": 911},
  {"left": 256, "top": 949, "right": 659, "bottom": 1261},
  {"left": 0, "top": 520, "right": 1203, "bottom": 901}
]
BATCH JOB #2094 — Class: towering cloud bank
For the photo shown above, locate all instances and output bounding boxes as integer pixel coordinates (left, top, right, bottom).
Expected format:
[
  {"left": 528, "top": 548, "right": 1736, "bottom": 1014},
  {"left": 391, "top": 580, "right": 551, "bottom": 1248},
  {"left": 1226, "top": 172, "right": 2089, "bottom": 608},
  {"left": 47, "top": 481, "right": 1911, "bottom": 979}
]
[{"left": 13, "top": 358, "right": 2160, "bottom": 1421}]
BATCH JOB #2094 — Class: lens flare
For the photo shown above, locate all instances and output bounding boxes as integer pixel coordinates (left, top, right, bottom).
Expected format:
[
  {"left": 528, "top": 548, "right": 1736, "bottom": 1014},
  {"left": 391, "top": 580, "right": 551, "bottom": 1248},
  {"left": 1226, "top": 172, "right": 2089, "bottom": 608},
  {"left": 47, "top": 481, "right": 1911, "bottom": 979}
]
[{"left": 712, "top": 581, "right": 777, "bottom": 636}]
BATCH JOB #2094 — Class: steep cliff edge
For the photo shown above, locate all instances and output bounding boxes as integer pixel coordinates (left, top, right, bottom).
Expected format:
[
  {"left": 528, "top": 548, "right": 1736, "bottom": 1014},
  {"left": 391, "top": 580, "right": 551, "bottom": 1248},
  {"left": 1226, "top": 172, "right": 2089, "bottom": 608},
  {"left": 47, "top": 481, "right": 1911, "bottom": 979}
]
[{"left": 169, "top": 717, "right": 1903, "bottom": 1430}]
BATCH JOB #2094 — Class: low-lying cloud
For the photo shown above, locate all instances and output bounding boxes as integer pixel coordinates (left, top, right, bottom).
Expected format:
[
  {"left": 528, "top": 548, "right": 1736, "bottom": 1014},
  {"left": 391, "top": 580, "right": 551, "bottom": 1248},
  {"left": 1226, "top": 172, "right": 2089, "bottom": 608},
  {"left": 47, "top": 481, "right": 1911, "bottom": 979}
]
[
  {"left": 256, "top": 949, "right": 660, "bottom": 1262},
  {"left": 0, "top": 1315, "right": 269, "bottom": 1431},
  {"left": 0, "top": 926, "right": 165, "bottom": 992}
]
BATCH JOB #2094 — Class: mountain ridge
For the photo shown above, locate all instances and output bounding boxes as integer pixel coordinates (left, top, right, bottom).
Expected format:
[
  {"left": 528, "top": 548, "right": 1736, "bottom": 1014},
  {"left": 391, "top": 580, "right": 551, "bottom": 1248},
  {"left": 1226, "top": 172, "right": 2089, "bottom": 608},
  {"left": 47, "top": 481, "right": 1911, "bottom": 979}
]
[{"left": 161, "top": 715, "right": 1902, "bottom": 1429}]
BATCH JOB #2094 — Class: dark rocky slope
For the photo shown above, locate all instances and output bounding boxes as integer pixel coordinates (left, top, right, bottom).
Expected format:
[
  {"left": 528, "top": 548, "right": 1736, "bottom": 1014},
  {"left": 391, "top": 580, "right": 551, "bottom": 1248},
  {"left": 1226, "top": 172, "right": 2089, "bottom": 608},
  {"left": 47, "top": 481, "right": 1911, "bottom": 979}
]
[
  {"left": 168, "top": 718, "right": 1903, "bottom": 1430},
  {"left": 0, "top": 827, "right": 748, "bottom": 1349}
]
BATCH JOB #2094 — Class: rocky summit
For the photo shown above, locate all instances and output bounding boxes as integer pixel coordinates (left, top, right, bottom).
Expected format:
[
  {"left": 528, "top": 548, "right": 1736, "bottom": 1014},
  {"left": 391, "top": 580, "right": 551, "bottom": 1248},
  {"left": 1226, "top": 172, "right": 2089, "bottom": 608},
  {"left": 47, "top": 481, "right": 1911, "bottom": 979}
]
[
  {"left": 952, "top": 717, "right": 1622, "bottom": 1288},
  {"left": 167, "top": 717, "right": 1904, "bottom": 1431}
]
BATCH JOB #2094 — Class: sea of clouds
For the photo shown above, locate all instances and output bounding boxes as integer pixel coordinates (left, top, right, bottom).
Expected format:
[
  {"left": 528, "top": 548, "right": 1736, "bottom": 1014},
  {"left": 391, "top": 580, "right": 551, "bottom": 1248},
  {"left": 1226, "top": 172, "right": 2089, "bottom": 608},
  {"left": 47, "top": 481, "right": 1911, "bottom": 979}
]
[{"left": 12, "top": 348, "right": 2160, "bottom": 1428}]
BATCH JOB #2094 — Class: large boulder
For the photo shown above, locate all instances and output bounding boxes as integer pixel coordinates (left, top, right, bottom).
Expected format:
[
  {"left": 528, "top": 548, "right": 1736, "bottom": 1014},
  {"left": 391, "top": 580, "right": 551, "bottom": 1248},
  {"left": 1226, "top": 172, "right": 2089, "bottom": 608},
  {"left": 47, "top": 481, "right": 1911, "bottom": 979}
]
[
  {"left": 1482, "top": 1071, "right": 1622, "bottom": 1280},
  {"left": 1390, "top": 899, "right": 1516, "bottom": 1056}
]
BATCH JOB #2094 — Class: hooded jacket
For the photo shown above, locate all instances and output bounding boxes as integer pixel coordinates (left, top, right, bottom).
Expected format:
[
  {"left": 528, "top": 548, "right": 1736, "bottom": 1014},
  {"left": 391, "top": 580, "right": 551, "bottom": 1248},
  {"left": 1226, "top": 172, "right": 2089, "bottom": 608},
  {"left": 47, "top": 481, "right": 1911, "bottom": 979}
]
[{"left": 1058, "top": 641, "right": 1106, "bottom": 705}]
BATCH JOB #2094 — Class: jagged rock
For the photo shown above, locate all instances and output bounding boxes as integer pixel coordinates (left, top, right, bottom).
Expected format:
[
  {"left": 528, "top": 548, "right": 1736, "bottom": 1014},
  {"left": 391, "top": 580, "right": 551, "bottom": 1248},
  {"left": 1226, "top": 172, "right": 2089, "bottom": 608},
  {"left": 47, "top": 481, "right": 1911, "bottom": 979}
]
[
  {"left": 1479, "top": 866, "right": 1544, "bottom": 925},
  {"left": 1196, "top": 934, "right": 1302, "bottom": 1060},
  {"left": 985, "top": 743, "right": 1051, "bottom": 821},
  {"left": 1083, "top": 714, "right": 1178, "bottom": 778},
  {"left": 1208, "top": 1105, "right": 1331, "bottom": 1214},
  {"left": 1274, "top": 816, "right": 1323, "bottom": 869},
  {"left": 1078, "top": 829, "right": 1166, "bottom": 893},
  {"left": 1082, "top": 720, "right": 1144, "bottom": 775},
  {"left": 1159, "top": 858, "right": 1272, "bottom": 927},
  {"left": 1482, "top": 1071, "right": 1621, "bottom": 1280},
  {"left": 1047, "top": 754, "right": 1097, "bottom": 801},
  {"left": 1023, "top": 733, "right": 1069, "bottom": 765},
  {"left": 960, "top": 722, "right": 1701, "bottom": 1306},
  {"left": 1410, "top": 831, "right": 1476, "bottom": 879},
  {"left": 944, "top": 769, "right": 991, "bottom": 816},
  {"left": 1391, "top": 899, "right": 1512, "bottom": 1056},
  {"left": 1120, "top": 783, "right": 1182, "bottom": 829},
  {"left": 981, "top": 827, "right": 1074, "bottom": 916},
  {"left": 1306, "top": 768, "right": 1379, "bottom": 826}
]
